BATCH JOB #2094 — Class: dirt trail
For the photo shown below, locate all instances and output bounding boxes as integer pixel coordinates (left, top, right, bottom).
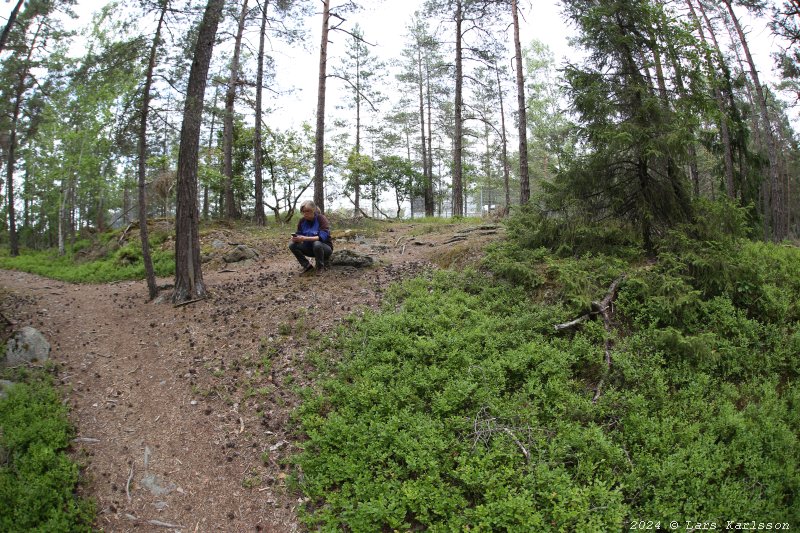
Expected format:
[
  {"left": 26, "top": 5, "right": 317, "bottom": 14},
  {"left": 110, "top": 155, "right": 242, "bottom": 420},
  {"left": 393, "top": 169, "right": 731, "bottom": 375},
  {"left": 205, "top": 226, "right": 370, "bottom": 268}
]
[{"left": 0, "top": 222, "right": 500, "bottom": 532}]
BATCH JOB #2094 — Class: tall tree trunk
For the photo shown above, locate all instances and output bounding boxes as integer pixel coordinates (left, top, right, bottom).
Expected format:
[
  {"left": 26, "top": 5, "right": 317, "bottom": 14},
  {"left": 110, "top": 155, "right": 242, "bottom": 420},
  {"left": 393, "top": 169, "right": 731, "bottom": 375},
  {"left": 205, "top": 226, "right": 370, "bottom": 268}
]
[
  {"left": 496, "top": 64, "right": 511, "bottom": 214},
  {"left": 313, "top": 0, "right": 331, "bottom": 212},
  {"left": 6, "top": 20, "right": 43, "bottom": 256},
  {"left": 58, "top": 186, "right": 65, "bottom": 255},
  {"left": 724, "top": 0, "right": 783, "bottom": 240},
  {"left": 204, "top": 86, "right": 219, "bottom": 220},
  {"left": 354, "top": 45, "right": 362, "bottom": 214},
  {"left": 512, "top": 0, "right": 530, "bottom": 206},
  {"left": 425, "top": 55, "right": 435, "bottom": 216},
  {"left": 7, "top": 91, "right": 22, "bottom": 257},
  {"left": 137, "top": 0, "right": 168, "bottom": 300},
  {"left": 172, "top": 0, "right": 224, "bottom": 304},
  {"left": 452, "top": 0, "right": 464, "bottom": 217},
  {"left": 658, "top": 9, "right": 701, "bottom": 197},
  {"left": 0, "top": 0, "right": 24, "bottom": 54},
  {"left": 223, "top": 0, "right": 248, "bottom": 220},
  {"left": 688, "top": 0, "right": 736, "bottom": 199},
  {"left": 417, "top": 46, "right": 432, "bottom": 217},
  {"left": 253, "top": 0, "right": 268, "bottom": 226}
]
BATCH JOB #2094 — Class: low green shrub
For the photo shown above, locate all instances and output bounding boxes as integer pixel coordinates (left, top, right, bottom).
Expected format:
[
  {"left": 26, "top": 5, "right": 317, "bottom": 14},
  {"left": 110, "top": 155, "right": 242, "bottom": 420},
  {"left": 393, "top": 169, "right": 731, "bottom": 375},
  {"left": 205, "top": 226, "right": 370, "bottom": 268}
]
[
  {"left": 293, "top": 218, "right": 800, "bottom": 530},
  {"left": 0, "top": 244, "right": 173, "bottom": 283},
  {"left": 0, "top": 369, "right": 94, "bottom": 531},
  {"left": 505, "top": 204, "right": 640, "bottom": 259}
]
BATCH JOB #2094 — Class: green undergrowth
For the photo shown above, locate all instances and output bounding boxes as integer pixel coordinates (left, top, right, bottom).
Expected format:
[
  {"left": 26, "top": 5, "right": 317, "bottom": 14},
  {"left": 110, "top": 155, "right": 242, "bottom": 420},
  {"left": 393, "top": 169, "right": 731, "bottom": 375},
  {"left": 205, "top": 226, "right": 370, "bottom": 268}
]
[
  {"left": 0, "top": 223, "right": 174, "bottom": 283},
  {"left": 0, "top": 366, "right": 95, "bottom": 531},
  {"left": 0, "top": 244, "right": 174, "bottom": 283},
  {"left": 293, "top": 204, "right": 800, "bottom": 531}
]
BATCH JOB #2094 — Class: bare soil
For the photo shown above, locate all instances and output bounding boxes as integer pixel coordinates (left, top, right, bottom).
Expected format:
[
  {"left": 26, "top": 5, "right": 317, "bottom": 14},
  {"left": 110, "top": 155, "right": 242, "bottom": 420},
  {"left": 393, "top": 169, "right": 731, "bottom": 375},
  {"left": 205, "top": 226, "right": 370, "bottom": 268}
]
[{"left": 0, "top": 221, "right": 502, "bottom": 533}]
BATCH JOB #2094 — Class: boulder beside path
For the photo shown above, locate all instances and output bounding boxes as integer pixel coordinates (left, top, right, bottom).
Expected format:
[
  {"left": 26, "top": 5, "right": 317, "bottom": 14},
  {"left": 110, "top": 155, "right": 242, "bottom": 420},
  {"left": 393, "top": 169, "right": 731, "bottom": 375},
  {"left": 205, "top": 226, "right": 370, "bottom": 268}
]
[{"left": 3, "top": 326, "right": 50, "bottom": 366}]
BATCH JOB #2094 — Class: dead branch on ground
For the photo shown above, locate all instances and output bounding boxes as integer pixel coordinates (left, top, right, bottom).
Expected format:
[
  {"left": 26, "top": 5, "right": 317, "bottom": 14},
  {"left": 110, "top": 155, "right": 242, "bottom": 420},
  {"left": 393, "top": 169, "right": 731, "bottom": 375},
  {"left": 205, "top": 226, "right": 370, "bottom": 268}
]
[{"left": 553, "top": 276, "right": 625, "bottom": 403}]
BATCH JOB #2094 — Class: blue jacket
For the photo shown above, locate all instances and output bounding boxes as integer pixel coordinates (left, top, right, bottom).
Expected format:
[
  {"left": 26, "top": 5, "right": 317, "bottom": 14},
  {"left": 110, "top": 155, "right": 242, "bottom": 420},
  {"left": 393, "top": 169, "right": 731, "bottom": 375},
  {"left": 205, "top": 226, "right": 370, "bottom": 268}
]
[{"left": 296, "top": 213, "right": 333, "bottom": 249}]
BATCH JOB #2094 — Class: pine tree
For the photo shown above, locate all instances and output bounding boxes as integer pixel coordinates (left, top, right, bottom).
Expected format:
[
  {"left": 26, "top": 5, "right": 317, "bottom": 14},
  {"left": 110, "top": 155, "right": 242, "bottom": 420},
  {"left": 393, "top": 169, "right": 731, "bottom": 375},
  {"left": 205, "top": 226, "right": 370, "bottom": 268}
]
[{"left": 172, "top": 0, "right": 225, "bottom": 304}]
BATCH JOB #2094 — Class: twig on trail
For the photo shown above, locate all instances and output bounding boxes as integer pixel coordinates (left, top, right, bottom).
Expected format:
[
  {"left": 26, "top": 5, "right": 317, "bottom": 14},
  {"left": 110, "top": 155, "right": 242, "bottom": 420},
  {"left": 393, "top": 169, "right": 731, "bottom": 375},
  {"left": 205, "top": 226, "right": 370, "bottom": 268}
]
[
  {"left": 148, "top": 520, "right": 186, "bottom": 529},
  {"left": 127, "top": 365, "right": 139, "bottom": 375},
  {"left": 238, "top": 416, "right": 245, "bottom": 434},
  {"left": 72, "top": 437, "right": 100, "bottom": 443},
  {"left": 173, "top": 297, "right": 206, "bottom": 308},
  {"left": 126, "top": 464, "right": 134, "bottom": 503},
  {"left": 400, "top": 244, "right": 406, "bottom": 255},
  {"left": 0, "top": 311, "right": 17, "bottom": 326},
  {"left": 218, "top": 268, "right": 236, "bottom": 273}
]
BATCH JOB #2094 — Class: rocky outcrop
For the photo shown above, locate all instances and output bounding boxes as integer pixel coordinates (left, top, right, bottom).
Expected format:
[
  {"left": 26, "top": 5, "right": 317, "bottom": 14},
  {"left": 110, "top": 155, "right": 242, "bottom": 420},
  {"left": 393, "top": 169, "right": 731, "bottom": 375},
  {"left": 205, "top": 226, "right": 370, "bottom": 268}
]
[
  {"left": 223, "top": 245, "right": 259, "bottom": 263},
  {"left": 4, "top": 326, "right": 50, "bottom": 366},
  {"left": 330, "top": 249, "right": 374, "bottom": 268}
]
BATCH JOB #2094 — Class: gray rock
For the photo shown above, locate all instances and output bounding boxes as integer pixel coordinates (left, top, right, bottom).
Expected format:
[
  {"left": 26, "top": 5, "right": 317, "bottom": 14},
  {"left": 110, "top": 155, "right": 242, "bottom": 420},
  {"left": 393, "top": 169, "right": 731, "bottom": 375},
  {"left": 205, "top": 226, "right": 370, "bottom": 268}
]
[
  {"left": 0, "top": 379, "right": 16, "bottom": 400},
  {"left": 330, "top": 249, "right": 374, "bottom": 268},
  {"left": 223, "top": 245, "right": 259, "bottom": 263},
  {"left": 4, "top": 326, "right": 50, "bottom": 366},
  {"left": 140, "top": 472, "right": 177, "bottom": 497},
  {"left": 211, "top": 239, "right": 227, "bottom": 249}
]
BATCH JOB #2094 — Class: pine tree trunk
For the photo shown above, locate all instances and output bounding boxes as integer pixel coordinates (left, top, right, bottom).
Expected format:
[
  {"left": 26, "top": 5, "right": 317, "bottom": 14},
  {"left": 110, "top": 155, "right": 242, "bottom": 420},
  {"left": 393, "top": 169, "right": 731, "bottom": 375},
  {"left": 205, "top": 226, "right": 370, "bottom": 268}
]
[
  {"left": 354, "top": 47, "right": 362, "bottom": 214},
  {"left": 0, "top": 0, "right": 24, "bottom": 53},
  {"left": 137, "top": 0, "right": 167, "bottom": 300},
  {"left": 425, "top": 58, "right": 435, "bottom": 216},
  {"left": 724, "top": 0, "right": 783, "bottom": 240},
  {"left": 313, "top": 0, "right": 330, "bottom": 212},
  {"left": 7, "top": 99, "right": 19, "bottom": 256},
  {"left": 204, "top": 87, "right": 219, "bottom": 220},
  {"left": 253, "top": 0, "right": 269, "bottom": 226},
  {"left": 688, "top": 0, "right": 736, "bottom": 199},
  {"left": 452, "top": 0, "right": 464, "bottom": 217},
  {"left": 512, "top": 0, "right": 530, "bottom": 206},
  {"left": 496, "top": 64, "right": 511, "bottom": 214},
  {"left": 418, "top": 47, "right": 432, "bottom": 217},
  {"left": 172, "top": 0, "right": 224, "bottom": 304},
  {"left": 223, "top": 0, "right": 248, "bottom": 220},
  {"left": 6, "top": 20, "right": 43, "bottom": 256}
]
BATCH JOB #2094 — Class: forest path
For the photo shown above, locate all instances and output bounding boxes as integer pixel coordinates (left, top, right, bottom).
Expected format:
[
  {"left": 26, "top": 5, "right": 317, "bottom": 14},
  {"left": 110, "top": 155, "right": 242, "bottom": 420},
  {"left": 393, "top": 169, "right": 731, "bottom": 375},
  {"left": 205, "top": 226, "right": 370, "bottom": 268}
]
[{"left": 0, "top": 221, "right": 501, "bottom": 532}]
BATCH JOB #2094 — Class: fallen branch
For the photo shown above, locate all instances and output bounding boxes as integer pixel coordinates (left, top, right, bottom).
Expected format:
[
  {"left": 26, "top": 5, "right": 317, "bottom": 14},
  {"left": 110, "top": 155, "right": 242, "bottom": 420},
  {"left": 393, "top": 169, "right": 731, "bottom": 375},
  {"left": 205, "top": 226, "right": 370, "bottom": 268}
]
[
  {"left": 442, "top": 236, "right": 467, "bottom": 245},
  {"left": 118, "top": 223, "right": 134, "bottom": 245},
  {"left": 0, "top": 311, "right": 16, "bottom": 326},
  {"left": 147, "top": 520, "right": 186, "bottom": 529},
  {"left": 469, "top": 406, "right": 532, "bottom": 463},
  {"left": 554, "top": 314, "right": 591, "bottom": 331},
  {"left": 502, "top": 427, "right": 530, "bottom": 463},
  {"left": 173, "top": 297, "right": 206, "bottom": 308},
  {"left": 552, "top": 276, "right": 625, "bottom": 403}
]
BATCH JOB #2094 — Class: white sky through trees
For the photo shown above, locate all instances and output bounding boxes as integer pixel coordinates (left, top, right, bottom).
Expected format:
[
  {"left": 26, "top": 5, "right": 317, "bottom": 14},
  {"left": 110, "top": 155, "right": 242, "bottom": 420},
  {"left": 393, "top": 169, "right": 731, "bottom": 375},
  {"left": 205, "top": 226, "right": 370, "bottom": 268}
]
[{"left": 4, "top": 0, "right": 789, "bottom": 129}]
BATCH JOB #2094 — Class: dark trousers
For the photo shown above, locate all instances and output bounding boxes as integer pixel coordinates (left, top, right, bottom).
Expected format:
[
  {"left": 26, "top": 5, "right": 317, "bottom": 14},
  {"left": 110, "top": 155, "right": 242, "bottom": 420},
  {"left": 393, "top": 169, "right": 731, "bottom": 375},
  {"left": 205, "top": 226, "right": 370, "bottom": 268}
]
[{"left": 289, "top": 240, "right": 332, "bottom": 268}]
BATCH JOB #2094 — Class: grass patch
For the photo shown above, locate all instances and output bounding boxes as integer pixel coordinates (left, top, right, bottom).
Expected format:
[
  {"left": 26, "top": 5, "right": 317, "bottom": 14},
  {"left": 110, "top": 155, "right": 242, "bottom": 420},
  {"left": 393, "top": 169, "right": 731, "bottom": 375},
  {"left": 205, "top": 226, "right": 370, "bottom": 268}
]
[{"left": 0, "top": 366, "right": 95, "bottom": 531}]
